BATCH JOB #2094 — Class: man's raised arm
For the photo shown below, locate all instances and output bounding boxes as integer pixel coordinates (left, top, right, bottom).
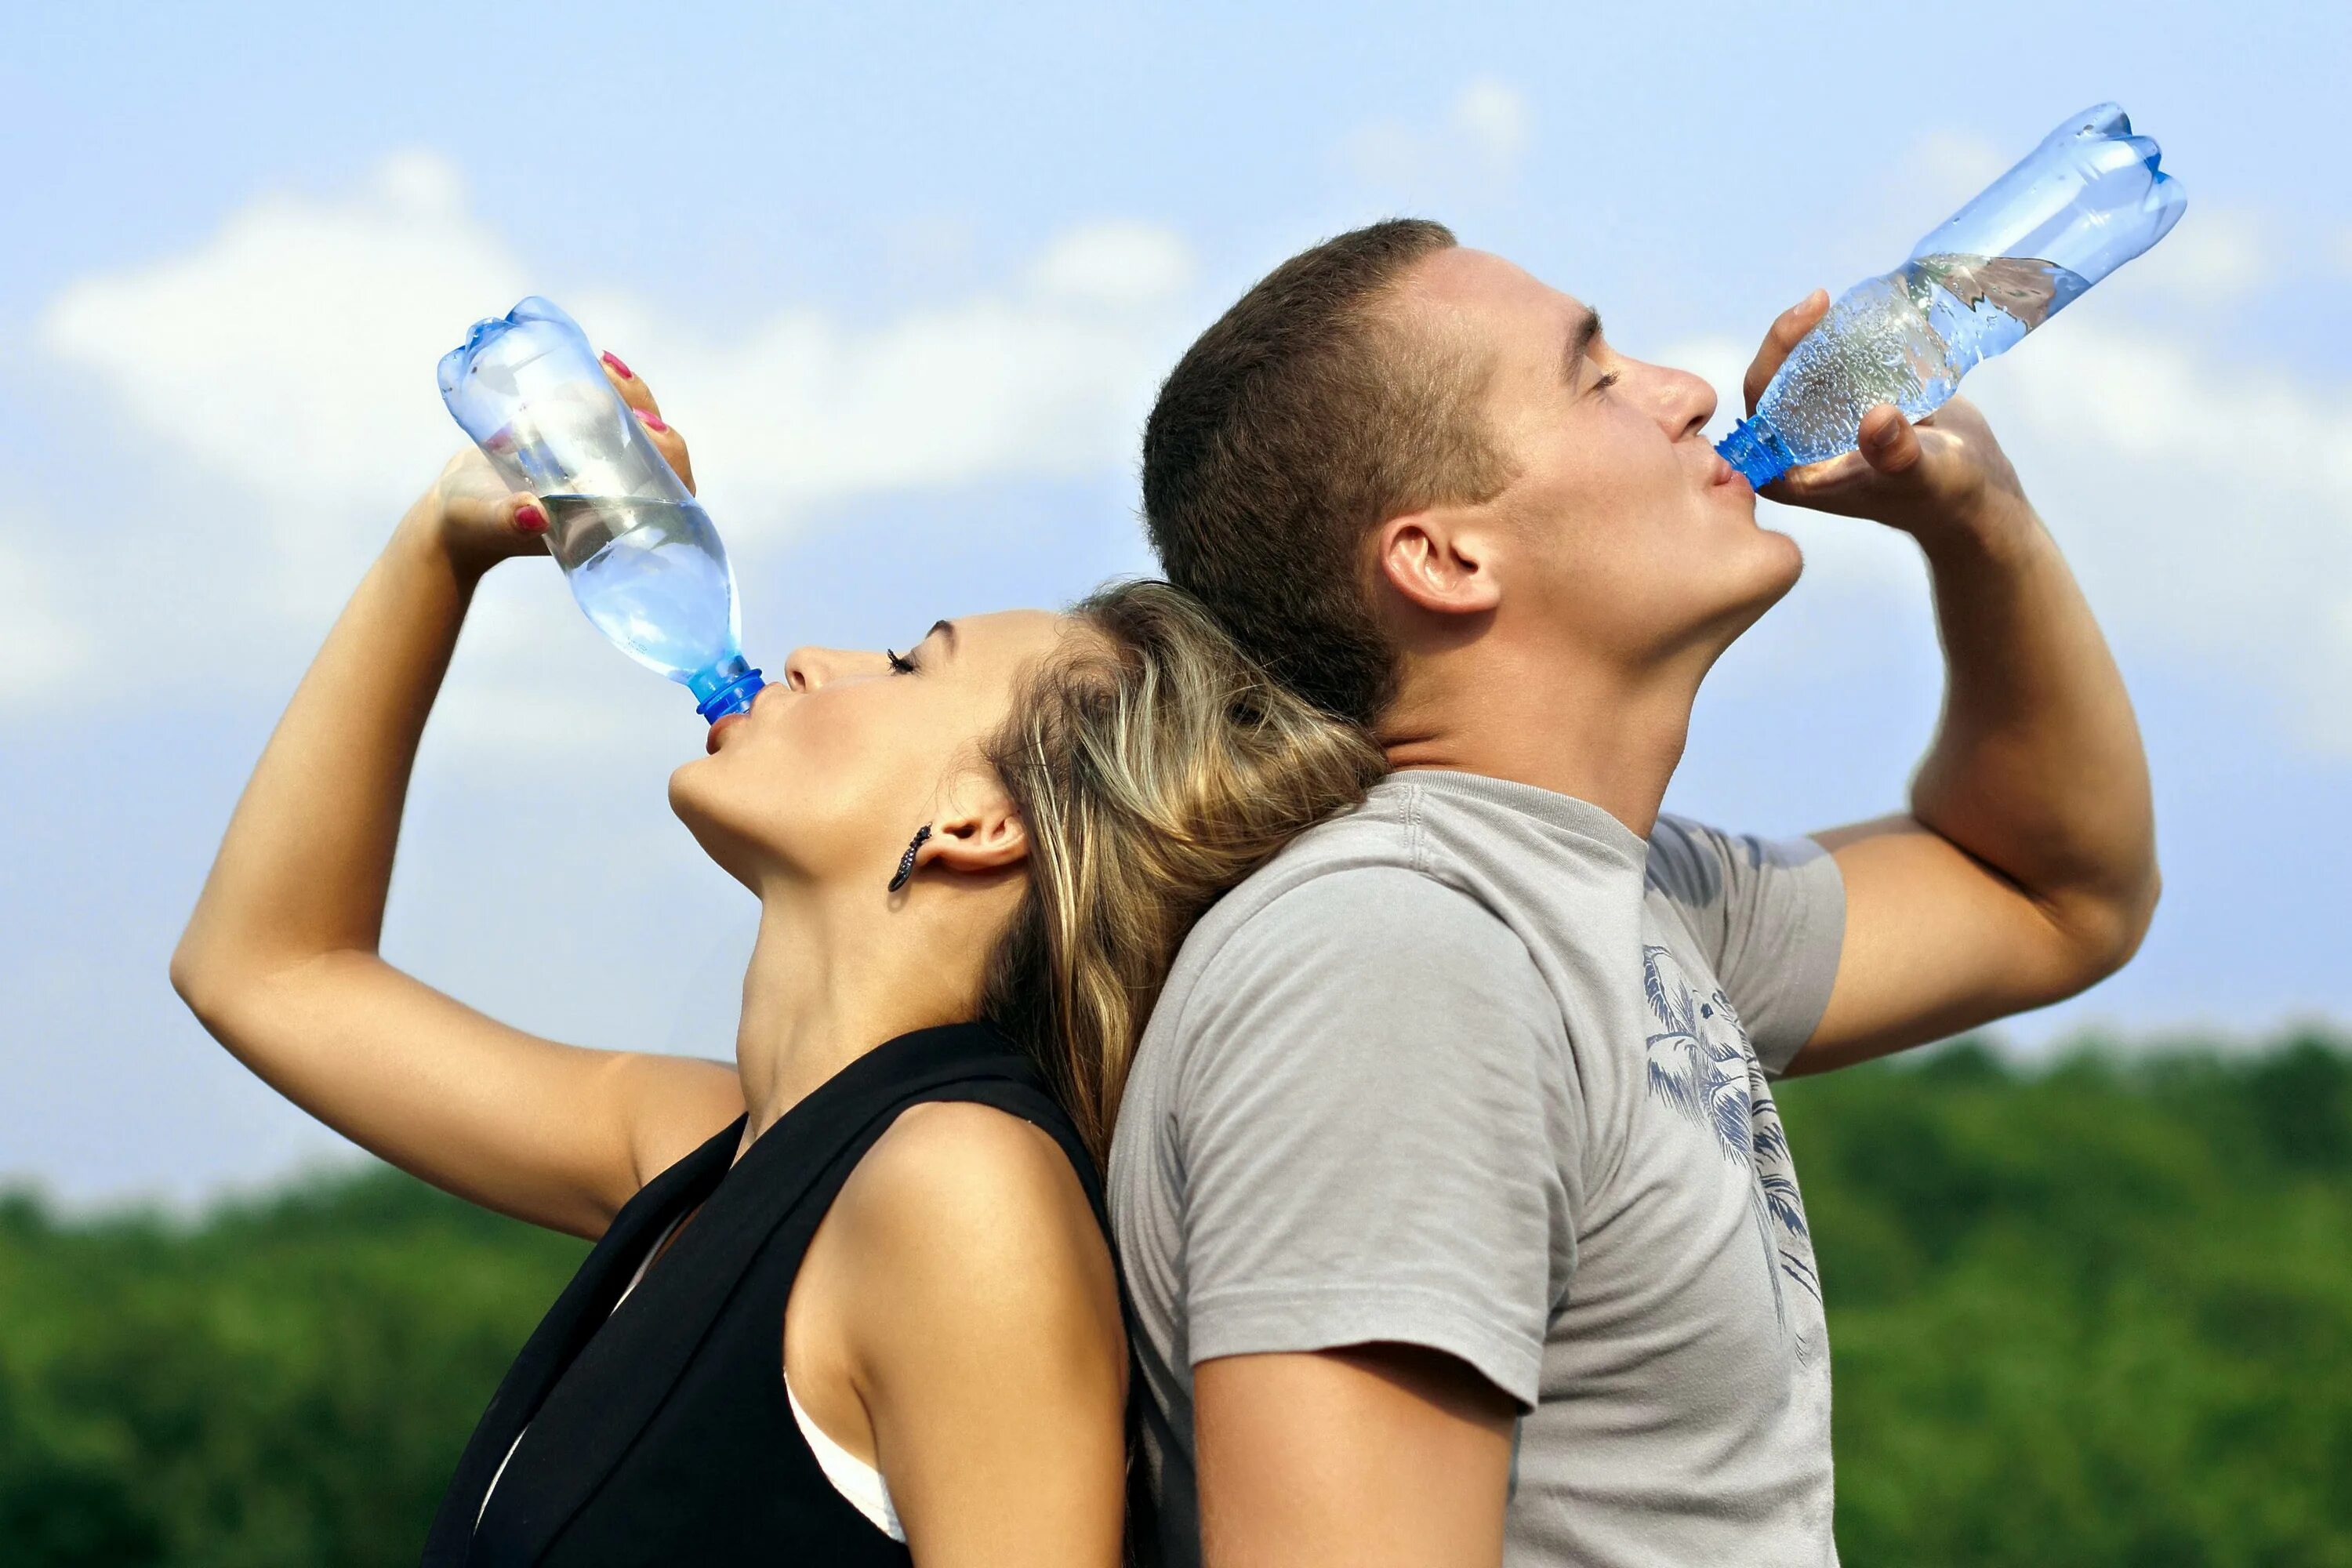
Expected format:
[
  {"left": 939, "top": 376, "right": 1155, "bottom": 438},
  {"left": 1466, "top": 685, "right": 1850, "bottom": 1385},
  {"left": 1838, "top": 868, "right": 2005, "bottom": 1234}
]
[{"left": 1741, "top": 294, "right": 2161, "bottom": 1073}]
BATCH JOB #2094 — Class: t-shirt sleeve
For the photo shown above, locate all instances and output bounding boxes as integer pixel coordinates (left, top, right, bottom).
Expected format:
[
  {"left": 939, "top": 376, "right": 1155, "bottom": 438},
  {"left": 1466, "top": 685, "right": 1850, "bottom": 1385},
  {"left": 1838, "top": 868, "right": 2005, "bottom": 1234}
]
[
  {"left": 1167, "top": 866, "right": 1577, "bottom": 1412},
  {"left": 1646, "top": 814, "right": 1846, "bottom": 1074}
]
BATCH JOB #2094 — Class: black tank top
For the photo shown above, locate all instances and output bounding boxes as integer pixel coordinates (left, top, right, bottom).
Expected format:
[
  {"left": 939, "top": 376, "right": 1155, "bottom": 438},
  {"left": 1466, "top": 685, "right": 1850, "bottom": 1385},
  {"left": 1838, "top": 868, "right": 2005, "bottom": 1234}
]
[{"left": 421, "top": 1021, "right": 1113, "bottom": 1566}]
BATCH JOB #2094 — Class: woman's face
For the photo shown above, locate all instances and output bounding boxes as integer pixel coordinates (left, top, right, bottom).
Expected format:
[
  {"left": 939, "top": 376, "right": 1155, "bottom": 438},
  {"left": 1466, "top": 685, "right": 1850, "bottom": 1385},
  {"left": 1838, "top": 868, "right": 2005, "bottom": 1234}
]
[{"left": 669, "top": 609, "right": 1069, "bottom": 895}]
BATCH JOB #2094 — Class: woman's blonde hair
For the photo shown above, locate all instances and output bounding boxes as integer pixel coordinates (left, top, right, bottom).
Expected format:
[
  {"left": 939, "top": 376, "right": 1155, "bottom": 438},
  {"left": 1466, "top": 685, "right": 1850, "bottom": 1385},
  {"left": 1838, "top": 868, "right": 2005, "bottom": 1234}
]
[{"left": 979, "top": 579, "right": 1388, "bottom": 1165}]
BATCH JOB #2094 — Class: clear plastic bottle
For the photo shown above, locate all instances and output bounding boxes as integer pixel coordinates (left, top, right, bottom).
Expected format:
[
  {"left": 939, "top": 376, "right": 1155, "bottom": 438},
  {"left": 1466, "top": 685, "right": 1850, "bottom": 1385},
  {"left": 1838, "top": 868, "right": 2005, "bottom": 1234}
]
[
  {"left": 1718, "top": 103, "right": 2187, "bottom": 488},
  {"left": 437, "top": 296, "right": 764, "bottom": 724}
]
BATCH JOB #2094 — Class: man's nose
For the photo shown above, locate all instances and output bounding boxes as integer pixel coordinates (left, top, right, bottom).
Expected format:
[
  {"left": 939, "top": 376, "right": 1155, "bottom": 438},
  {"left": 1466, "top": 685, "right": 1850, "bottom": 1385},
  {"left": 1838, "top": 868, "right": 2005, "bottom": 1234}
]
[
  {"left": 1666, "top": 365, "right": 1719, "bottom": 441},
  {"left": 1640, "top": 361, "right": 1719, "bottom": 441}
]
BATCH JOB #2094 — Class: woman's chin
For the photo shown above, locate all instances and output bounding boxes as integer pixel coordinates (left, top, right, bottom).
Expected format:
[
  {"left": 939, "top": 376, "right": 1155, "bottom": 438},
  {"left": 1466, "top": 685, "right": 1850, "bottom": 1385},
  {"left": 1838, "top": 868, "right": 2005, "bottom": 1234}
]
[
  {"left": 667, "top": 770, "right": 757, "bottom": 884},
  {"left": 666, "top": 760, "right": 709, "bottom": 830}
]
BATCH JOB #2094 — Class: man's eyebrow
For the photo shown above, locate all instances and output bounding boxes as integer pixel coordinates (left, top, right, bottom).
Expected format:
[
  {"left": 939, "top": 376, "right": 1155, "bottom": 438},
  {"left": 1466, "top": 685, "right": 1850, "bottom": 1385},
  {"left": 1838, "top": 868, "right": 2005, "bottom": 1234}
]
[{"left": 1563, "top": 309, "right": 1603, "bottom": 384}]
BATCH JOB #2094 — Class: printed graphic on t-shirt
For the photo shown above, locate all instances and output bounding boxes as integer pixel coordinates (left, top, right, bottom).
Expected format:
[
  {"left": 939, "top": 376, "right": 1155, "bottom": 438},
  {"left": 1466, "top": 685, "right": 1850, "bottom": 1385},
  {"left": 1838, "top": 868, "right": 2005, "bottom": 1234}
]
[{"left": 1641, "top": 945, "right": 1823, "bottom": 1363}]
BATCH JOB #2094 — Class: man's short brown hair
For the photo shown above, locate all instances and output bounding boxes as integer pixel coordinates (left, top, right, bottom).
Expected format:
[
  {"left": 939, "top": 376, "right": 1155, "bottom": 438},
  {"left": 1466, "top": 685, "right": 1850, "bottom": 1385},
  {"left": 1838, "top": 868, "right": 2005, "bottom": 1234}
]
[{"left": 1142, "top": 218, "right": 1511, "bottom": 728}]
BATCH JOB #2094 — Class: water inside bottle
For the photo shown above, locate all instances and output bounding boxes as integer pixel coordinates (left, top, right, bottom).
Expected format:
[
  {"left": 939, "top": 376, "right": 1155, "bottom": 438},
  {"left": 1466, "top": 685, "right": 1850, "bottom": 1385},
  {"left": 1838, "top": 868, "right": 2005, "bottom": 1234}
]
[
  {"left": 1758, "top": 254, "right": 2089, "bottom": 467},
  {"left": 542, "top": 495, "right": 740, "bottom": 684}
]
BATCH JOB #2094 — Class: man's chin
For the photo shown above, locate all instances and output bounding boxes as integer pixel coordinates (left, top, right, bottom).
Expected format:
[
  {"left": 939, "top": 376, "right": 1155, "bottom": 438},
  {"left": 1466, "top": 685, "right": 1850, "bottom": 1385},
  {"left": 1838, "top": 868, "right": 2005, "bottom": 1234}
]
[
  {"left": 1759, "top": 523, "right": 1806, "bottom": 588},
  {"left": 1711, "top": 532, "right": 1806, "bottom": 647}
]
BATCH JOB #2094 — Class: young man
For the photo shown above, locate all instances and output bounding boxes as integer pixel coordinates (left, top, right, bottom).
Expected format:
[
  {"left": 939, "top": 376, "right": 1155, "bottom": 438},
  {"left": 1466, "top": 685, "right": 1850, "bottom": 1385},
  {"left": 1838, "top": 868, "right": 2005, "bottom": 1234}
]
[{"left": 1108, "top": 220, "right": 2160, "bottom": 1567}]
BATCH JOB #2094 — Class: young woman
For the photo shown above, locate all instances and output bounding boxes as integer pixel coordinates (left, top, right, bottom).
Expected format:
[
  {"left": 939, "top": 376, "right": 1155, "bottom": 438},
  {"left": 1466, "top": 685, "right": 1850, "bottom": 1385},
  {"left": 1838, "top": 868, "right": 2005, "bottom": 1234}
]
[{"left": 168, "top": 355, "right": 1383, "bottom": 1566}]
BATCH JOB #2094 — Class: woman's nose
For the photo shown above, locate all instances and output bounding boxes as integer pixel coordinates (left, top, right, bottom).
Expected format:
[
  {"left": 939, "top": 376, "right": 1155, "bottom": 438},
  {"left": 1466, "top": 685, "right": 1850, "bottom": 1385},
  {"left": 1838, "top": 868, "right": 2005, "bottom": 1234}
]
[
  {"left": 782, "top": 647, "right": 840, "bottom": 692},
  {"left": 782, "top": 646, "right": 893, "bottom": 691}
]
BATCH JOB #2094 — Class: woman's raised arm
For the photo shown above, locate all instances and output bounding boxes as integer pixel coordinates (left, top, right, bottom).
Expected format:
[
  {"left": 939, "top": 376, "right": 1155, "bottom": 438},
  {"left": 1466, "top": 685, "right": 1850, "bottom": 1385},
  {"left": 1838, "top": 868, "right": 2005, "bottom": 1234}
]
[{"left": 170, "top": 365, "right": 743, "bottom": 1239}]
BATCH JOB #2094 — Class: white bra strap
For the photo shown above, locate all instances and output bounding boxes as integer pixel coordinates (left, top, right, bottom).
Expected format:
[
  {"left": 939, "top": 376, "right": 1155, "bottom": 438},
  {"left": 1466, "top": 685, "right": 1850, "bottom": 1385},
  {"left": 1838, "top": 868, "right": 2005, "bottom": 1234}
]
[{"left": 785, "top": 1377, "right": 906, "bottom": 1542}]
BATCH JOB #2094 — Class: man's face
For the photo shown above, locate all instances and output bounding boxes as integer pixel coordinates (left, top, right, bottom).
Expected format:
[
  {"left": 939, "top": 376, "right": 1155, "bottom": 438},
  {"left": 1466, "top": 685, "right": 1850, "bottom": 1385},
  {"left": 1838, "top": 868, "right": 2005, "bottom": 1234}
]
[{"left": 1388, "top": 247, "right": 1802, "bottom": 673}]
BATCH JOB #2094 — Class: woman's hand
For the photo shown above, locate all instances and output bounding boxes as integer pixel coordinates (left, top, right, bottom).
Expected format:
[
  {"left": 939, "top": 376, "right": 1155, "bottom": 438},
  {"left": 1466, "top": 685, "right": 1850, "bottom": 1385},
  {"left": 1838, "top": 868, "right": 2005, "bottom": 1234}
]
[
  {"left": 401, "top": 351, "right": 699, "bottom": 577},
  {"left": 406, "top": 444, "right": 548, "bottom": 577}
]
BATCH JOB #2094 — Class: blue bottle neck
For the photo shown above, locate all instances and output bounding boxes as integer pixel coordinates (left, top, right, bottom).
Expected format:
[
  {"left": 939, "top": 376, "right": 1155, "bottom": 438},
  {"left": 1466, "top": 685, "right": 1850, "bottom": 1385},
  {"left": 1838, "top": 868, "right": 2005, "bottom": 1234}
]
[
  {"left": 1715, "top": 416, "right": 1797, "bottom": 488},
  {"left": 689, "top": 655, "right": 765, "bottom": 723}
]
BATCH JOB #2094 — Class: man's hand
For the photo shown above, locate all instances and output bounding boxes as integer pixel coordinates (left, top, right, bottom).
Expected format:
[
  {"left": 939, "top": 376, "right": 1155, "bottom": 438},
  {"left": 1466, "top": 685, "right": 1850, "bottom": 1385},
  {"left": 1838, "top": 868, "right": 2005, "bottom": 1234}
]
[
  {"left": 1742, "top": 294, "right": 2161, "bottom": 1073},
  {"left": 1741, "top": 289, "right": 2029, "bottom": 540}
]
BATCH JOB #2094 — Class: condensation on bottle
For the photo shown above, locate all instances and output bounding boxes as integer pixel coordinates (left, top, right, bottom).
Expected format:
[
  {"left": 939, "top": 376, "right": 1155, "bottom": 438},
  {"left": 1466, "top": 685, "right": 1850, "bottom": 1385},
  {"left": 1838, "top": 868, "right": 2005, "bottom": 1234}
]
[{"left": 1718, "top": 103, "right": 2187, "bottom": 488}]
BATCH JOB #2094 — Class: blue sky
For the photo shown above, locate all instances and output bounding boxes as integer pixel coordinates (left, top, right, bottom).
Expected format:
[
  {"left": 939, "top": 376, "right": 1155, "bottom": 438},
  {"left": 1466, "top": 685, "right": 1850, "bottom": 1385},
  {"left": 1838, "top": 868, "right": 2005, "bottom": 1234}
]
[{"left": 5, "top": 1, "right": 2347, "bottom": 1206}]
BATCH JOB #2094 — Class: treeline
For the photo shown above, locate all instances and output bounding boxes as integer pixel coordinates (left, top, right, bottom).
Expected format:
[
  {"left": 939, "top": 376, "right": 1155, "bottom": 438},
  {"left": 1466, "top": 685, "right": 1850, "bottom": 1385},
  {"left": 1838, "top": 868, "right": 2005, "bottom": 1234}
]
[{"left": 5, "top": 1033, "right": 2350, "bottom": 1566}]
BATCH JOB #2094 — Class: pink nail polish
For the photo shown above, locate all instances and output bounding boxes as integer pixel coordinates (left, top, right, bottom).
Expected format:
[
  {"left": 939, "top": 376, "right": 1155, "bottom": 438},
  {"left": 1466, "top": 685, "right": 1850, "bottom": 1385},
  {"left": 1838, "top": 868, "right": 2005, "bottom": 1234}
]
[
  {"left": 636, "top": 408, "right": 670, "bottom": 434},
  {"left": 515, "top": 503, "right": 549, "bottom": 532},
  {"left": 601, "top": 350, "right": 633, "bottom": 380}
]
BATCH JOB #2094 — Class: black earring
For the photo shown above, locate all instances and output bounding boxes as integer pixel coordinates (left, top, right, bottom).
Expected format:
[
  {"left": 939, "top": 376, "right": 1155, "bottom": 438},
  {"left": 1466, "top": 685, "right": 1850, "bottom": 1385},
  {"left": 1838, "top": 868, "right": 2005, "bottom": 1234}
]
[{"left": 887, "top": 824, "right": 933, "bottom": 893}]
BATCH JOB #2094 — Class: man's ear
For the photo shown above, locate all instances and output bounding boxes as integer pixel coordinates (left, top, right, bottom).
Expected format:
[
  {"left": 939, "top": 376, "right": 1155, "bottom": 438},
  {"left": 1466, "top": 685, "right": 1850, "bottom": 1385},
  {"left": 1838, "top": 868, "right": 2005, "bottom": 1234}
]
[
  {"left": 919, "top": 781, "right": 1029, "bottom": 880},
  {"left": 1375, "top": 505, "right": 1503, "bottom": 617}
]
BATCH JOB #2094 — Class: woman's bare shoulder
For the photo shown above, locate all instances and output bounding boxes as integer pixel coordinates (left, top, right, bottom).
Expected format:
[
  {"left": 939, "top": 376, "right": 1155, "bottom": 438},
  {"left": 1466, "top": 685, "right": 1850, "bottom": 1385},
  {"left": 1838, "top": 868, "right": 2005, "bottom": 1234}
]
[
  {"left": 827, "top": 1100, "right": 1118, "bottom": 1353},
  {"left": 815, "top": 1102, "right": 1128, "bottom": 1563}
]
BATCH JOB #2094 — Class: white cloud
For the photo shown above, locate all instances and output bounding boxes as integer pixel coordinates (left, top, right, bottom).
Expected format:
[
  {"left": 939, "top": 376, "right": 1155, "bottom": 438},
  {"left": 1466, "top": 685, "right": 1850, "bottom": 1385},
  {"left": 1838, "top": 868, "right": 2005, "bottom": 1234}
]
[
  {"left": 41, "top": 154, "right": 525, "bottom": 524},
  {"left": 1899, "top": 130, "right": 2009, "bottom": 216},
  {"left": 27, "top": 154, "right": 1198, "bottom": 727},
  {"left": 1454, "top": 79, "right": 1532, "bottom": 167},
  {"left": 1672, "top": 309, "right": 2352, "bottom": 755},
  {"left": 642, "top": 228, "right": 1189, "bottom": 517},
  {"left": 0, "top": 523, "right": 92, "bottom": 706},
  {"left": 1025, "top": 220, "right": 1196, "bottom": 307},
  {"left": 2129, "top": 207, "right": 2270, "bottom": 303},
  {"left": 1345, "top": 78, "right": 1534, "bottom": 191},
  {"left": 38, "top": 152, "right": 1194, "bottom": 541}
]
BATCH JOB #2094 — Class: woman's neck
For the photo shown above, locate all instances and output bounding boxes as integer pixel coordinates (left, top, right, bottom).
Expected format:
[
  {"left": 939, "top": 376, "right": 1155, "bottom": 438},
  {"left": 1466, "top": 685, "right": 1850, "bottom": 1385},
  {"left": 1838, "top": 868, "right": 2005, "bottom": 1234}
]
[{"left": 728, "top": 892, "right": 987, "bottom": 1156}]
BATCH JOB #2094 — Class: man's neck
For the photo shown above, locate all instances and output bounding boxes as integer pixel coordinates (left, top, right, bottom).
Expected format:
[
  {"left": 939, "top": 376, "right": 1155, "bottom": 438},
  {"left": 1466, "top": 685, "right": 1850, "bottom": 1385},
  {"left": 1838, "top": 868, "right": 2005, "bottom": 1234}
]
[{"left": 1378, "top": 646, "right": 1702, "bottom": 841}]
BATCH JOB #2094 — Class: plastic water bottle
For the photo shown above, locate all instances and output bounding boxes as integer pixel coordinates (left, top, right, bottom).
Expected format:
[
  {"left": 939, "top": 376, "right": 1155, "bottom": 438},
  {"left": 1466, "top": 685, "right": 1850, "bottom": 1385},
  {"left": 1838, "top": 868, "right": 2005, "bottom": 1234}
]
[
  {"left": 437, "top": 296, "right": 765, "bottom": 724},
  {"left": 1718, "top": 103, "right": 2187, "bottom": 488}
]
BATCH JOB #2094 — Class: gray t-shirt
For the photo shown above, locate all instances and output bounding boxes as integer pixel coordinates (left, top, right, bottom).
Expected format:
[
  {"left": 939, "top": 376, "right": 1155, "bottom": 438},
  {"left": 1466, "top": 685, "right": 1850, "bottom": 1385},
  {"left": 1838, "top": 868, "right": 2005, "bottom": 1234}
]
[{"left": 1109, "top": 769, "right": 1848, "bottom": 1567}]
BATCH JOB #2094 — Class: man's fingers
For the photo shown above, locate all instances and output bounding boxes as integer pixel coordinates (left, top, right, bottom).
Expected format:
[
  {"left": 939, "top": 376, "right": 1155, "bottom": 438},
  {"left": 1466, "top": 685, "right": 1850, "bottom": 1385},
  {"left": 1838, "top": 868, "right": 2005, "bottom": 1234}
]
[
  {"left": 1770, "top": 449, "right": 1867, "bottom": 504},
  {"left": 1743, "top": 289, "right": 1829, "bottom": 415},
  {"left": 1775, "top": 405, "right": 1929, "bottom": 511},
  {"left": 1857, "top": 405, "right": 1924, "bottom": 477}
]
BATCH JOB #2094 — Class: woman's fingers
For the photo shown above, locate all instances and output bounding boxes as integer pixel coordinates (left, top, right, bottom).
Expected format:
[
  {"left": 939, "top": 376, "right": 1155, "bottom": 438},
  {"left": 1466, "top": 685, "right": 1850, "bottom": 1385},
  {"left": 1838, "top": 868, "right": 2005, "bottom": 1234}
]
[
  {"left": 600, "top": 348, "right": 697, "bottom": 495},
  {"left": 601, "top": 350, "right": 660, "bottom": 418},
  {"left": 637, "top": 406, "right": 696, "bottom": 495}
]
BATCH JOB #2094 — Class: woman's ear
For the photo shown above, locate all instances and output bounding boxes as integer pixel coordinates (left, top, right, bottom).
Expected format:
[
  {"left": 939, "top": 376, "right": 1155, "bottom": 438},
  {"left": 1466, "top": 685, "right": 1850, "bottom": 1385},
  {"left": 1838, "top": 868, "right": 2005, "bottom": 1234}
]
[{"left": 919, "top": 782, "right": 1029, "bottom": 879}]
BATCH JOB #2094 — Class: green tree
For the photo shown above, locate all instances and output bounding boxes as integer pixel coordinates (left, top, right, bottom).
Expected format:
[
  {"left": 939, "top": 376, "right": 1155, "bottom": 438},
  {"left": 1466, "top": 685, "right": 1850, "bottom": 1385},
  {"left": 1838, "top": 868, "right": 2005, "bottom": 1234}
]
[{"left": 2, "top": 1033, "right": 2347, "bottom": 1564}]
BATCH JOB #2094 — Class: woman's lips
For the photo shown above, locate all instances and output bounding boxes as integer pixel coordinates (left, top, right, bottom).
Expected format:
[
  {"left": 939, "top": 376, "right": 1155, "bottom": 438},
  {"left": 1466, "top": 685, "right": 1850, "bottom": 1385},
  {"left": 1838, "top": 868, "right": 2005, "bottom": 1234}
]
[{"left": 706, "top": 711, "right": 748, "bottom": 753}]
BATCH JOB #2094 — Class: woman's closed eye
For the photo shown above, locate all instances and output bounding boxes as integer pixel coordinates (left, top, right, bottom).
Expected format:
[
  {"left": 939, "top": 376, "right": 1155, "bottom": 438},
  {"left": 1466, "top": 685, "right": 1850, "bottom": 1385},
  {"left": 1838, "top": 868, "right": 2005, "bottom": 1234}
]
[{"left": 885, "top": 648, "right": 918, "bottom": 675}]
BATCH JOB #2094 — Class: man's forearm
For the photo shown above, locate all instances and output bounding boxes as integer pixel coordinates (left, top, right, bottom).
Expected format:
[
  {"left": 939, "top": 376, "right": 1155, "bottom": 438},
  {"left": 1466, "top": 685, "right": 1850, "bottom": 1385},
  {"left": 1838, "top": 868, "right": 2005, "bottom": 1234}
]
[{"left": 1908, "top": 495, "right": 2159, "bottom": 966}]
